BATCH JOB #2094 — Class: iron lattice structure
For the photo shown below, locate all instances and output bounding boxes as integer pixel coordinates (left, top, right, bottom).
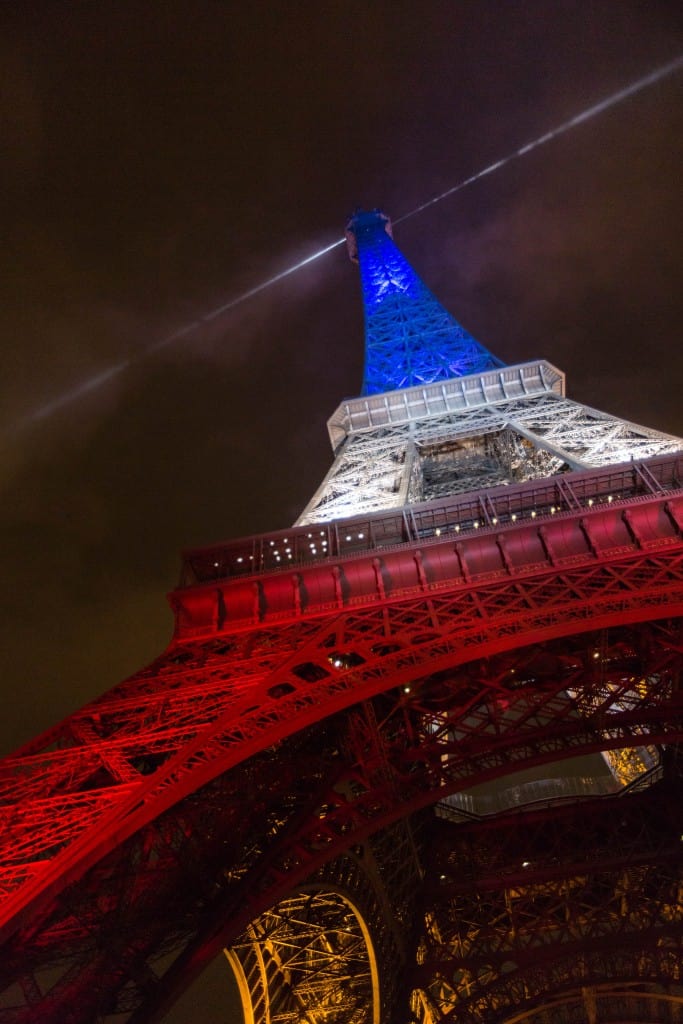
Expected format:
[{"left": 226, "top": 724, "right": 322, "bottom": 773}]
[
  {"left": 346, "top": 209, "right": 502, "bottom": 395},
  {"left": 0, "top": 209, "right": 682, "bottom": 1024}
]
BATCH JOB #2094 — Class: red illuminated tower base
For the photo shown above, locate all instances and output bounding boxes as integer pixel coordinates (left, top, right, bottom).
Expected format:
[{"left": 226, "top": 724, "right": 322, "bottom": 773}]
[{"left": 0, "top": 210, "right": 681, "bottom": 1023}]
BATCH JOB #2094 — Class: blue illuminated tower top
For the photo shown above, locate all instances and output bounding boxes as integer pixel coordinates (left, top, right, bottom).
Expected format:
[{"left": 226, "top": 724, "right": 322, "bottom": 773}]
[{"left": 346, "top": 209, "right": 503, "bottom": 395}]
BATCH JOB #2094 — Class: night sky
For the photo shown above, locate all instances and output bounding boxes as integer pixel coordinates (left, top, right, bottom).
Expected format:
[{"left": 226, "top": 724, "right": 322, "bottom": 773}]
[{"left": 0, "top": 3, "right": 681, "bottom": 1017}]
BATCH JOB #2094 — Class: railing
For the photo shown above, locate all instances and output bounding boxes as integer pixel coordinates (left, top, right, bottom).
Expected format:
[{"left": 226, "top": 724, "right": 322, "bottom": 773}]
[
  {"left": 436, "top": 761, "right": 664, "bottom": 821},
  {"left": 180, "top": 453, "right": 683, "bottom": 587}
]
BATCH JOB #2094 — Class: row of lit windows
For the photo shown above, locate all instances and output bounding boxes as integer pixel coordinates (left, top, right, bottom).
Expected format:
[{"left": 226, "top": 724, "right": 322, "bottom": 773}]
[{"left": 198, "top": 491, "right": 626, "bottom": 577}]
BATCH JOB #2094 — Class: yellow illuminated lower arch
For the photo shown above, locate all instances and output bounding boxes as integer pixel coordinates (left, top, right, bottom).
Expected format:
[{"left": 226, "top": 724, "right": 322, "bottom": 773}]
[{"left": 225, "top": 885, "right": 381, "bottom": 1024}]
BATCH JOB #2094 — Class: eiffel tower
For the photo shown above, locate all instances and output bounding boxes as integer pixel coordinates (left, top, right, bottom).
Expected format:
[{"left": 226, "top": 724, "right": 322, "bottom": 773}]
[{"left": 0, "top": 208, "right": 681, "bottom": 1024}]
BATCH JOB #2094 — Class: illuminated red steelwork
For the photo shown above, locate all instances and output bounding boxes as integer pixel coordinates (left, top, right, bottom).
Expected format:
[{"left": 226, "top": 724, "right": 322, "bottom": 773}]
[{"left": 0, "top": 213, "right": 681, "bottom": 1023}]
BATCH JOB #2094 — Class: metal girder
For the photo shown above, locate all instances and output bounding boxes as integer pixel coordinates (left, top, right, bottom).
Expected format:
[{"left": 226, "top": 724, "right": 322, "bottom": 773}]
[
  {"left": 183, "top": 454, "right": 683, "bottom": 585},
  {"left": 1, "top": 505, "right": 682, "bottom": 945},
  {"left": 407, "top": 787, "right": 683, "bottom": 1023},
  {"left": 226, "top": 840, "right": 420, "bottom": 1024},
  {"left": 324, "top": 361, "right": 565, "bottom": 450},
  {"left": 229, "top": 890, "right": 378, "bottom": 1024},
  {"left": 500, "top": 988, "right": 683, "bottom": 1024},
  {"left": 0, "top": 619, "right": 680, "bottom": 1023},
  {"left": 174, "top": 486, "right": 683, "bottom": 638},
  {"left": 1, "top": 503, "right": 682, "bottom": 945},
  {"left": 345, "top": 210, "right": 501, "bottom": 398},
  {"left": 298, "top": 392, "right": 682, "bottom": 524}
]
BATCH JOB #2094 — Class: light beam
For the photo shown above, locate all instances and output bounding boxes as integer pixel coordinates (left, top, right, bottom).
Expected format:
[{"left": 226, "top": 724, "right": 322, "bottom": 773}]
[{"left": 394, "top": 54, "right": 683, "bottom": 225}]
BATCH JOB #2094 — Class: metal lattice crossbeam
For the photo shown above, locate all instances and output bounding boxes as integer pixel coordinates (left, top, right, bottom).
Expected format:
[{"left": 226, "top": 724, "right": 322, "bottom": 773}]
[
  {"left": 299, "top": 390, "right": 682, "bottom": 524},
  {"left": 410, "top": 789, "right": 682, "bottom": 1022},
  {"left": 1, "top": 623, "right": 679, "bottom": 1023},
  {"left": 0, "top": 536, "right": 681, "bottom": 944},
  {"left": 346, "top": 210, "right": 502, "bottom": 395}
]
